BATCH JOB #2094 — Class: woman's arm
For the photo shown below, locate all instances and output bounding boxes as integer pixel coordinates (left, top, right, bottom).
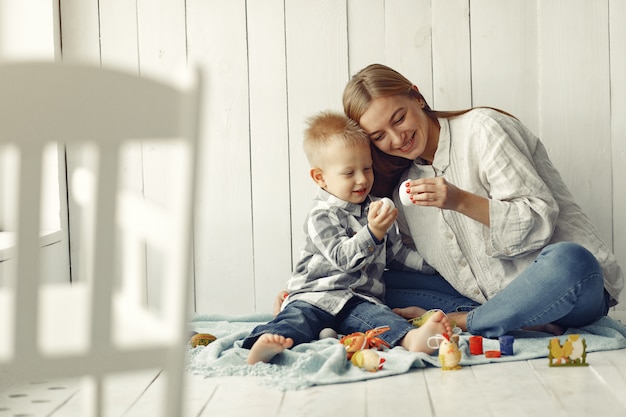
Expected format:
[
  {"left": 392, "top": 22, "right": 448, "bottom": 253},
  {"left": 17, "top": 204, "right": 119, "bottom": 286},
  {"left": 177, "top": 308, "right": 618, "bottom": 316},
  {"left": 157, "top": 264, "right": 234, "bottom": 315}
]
[
  {"left": 403, "top": 110, "right": 559, "bottom": 258},
  {"left": 404, "top": 177, "right": 490, "bottom": 226}
]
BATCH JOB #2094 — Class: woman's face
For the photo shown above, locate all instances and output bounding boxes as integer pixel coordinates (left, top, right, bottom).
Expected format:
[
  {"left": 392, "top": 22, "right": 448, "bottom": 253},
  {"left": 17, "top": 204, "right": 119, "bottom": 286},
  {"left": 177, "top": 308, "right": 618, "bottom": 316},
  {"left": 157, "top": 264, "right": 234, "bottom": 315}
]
[{"left": 358, "top": 90, "right": 438, "bottom": 162}]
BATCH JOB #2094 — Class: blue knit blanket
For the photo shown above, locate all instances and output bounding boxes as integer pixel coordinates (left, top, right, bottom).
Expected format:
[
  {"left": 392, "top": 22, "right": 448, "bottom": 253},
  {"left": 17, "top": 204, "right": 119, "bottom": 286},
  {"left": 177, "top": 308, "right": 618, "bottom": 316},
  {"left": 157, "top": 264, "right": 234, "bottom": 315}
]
[{"left": 186, "top": 313, "right": 626, "bottom": 391}]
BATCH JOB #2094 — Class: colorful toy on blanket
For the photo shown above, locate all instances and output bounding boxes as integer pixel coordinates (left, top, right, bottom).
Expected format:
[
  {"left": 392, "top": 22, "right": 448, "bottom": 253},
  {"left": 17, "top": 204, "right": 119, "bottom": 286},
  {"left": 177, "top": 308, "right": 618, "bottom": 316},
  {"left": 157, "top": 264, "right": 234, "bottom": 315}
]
[
  {"left": 339, "top": 326, "right": 391, "bottom": 360},
  {"left": 350, "top": 349, "right": 385, "bottom": 372},
  {"left": 428, "top": 333, "right": 462, "bottom": 370},
  {"left": 189, "top": 332, "right": 217, "bottom": 348},
  {"left": 548, "top": 334, "right": 588, "bottom": 367}
]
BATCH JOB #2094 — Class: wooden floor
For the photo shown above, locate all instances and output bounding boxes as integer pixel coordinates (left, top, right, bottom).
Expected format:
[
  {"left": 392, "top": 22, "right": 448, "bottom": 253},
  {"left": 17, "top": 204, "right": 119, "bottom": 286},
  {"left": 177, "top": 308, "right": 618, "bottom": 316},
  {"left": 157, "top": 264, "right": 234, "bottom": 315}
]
[{"left": 2, "top": 311, "right": 625, "bottom": 417}]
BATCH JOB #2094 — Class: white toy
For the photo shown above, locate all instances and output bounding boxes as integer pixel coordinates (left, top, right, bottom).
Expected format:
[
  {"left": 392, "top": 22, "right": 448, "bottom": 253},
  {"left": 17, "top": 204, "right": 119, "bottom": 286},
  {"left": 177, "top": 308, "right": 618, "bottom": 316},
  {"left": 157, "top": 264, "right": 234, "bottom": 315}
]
[{"left": 398, "top": 179, "right": 413, "bottom": 206}]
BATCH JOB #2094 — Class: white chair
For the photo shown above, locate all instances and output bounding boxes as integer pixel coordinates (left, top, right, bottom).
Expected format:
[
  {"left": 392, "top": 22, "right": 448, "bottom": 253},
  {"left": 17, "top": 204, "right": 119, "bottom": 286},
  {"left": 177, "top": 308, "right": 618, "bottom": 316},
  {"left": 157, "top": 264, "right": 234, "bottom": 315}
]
[{"left": 0, "top": 61, "right": 203, "bottom": 416}]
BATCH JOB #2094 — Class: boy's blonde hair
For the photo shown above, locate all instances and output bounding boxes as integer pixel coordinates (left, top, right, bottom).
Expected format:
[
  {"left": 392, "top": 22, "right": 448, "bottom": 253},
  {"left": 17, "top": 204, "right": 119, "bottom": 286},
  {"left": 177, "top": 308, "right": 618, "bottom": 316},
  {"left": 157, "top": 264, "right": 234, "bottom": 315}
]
[{"left": 303, "top": 111, "right": 369, "bottom": 167}]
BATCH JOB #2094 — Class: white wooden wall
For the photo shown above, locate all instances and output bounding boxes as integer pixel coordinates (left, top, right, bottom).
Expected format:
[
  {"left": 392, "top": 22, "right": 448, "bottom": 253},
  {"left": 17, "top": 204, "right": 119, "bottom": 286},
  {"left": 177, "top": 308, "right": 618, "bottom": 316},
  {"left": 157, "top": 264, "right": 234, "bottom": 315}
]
[
  {"left": 41, "top": 0, "right": 626, "bottom": 314},
  {"left": 0, "top": 0, "right": 69, "bottom": 286}
]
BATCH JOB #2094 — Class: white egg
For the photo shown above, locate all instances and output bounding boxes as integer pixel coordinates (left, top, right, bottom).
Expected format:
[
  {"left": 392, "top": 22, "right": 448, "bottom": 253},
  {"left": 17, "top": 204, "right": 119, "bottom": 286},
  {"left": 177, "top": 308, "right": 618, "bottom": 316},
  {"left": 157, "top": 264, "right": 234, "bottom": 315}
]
[
  {"left": 375, "top": 197, "right": 395, "bottom": 215},
  {"left": 398, "top": 179, "right": 413, "bottom": 206},
  {"left": 380, "top": 197, "right": 395, "bottom": 210}
]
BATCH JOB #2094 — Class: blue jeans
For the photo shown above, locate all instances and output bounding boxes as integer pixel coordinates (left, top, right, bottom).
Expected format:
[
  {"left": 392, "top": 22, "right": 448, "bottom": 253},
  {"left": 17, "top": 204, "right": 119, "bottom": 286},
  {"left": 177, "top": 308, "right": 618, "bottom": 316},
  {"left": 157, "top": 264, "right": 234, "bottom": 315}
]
[
  {"left": 242, "top": 297, "right": 416, "bottom": 349},
  {"left": 384, "top": 242, "right": 610, "bottom": 338}
]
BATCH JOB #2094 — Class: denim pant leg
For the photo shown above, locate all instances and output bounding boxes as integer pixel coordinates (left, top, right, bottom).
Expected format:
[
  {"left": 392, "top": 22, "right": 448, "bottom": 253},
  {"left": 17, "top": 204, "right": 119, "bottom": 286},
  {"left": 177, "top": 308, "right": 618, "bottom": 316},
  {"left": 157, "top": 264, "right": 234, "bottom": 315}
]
[
  {"left": 467, "top": 242, "right": 609, "bottom": 337},
  {"left": 241, "top": 301, "right": 333, "bottom": 349},
  {"left": 384, "top": 270, "right": 480, "bottom": 313},
  {"left": 335, "top": 298, "right": 417, "bottom": 347}
]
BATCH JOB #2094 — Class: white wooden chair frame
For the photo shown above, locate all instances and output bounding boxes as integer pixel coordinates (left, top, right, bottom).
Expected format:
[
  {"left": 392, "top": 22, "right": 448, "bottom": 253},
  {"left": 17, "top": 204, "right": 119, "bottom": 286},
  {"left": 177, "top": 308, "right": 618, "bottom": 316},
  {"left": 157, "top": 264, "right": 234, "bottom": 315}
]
[{"left": 0, "top": 61, "right": 202, "bottom": 417}]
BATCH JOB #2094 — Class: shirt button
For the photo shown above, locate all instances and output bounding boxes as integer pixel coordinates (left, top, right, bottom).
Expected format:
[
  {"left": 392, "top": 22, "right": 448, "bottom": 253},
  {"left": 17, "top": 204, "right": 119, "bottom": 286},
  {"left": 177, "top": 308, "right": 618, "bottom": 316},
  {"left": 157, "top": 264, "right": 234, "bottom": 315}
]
[
  {"left": 459, "top": 260, "right": 467, "bottom": 268},
  {"left": 368, "top": 246, "right": 374, "bottom": 253}
]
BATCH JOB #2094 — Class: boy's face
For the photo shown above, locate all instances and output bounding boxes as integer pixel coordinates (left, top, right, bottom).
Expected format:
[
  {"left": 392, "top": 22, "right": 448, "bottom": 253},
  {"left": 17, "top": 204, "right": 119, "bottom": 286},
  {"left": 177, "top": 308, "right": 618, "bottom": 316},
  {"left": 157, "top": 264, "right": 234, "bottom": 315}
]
[{"left": 311, "top": 141, "right": 374, "bottom": 204}]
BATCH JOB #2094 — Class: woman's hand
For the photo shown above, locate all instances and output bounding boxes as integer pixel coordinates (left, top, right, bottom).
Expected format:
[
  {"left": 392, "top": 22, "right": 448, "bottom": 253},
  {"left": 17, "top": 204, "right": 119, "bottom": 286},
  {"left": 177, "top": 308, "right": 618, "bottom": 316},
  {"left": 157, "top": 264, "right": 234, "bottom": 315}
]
[
  {"left": 404, "top": 178, "right": 490, "bottom": 226},
  {"left": 367, "top": 200, "right": 398, "bottom": 241},
  {"left": 404, "top": 177, "right": 460, "bottom": 209}
]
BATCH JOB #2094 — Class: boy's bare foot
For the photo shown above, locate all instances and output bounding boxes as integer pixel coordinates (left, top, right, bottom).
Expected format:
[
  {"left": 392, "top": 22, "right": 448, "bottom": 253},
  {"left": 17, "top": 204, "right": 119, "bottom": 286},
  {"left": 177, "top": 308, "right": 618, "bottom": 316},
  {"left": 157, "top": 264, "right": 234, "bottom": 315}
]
[
  {"left": 247, "top": 333, "right": 294, "bottom": 364},
  {"left": 401, "top": 310, "right": 452, "bottom": 354},
  {"left": 392, "top": 306, "right": 428, "bottom": 319}
]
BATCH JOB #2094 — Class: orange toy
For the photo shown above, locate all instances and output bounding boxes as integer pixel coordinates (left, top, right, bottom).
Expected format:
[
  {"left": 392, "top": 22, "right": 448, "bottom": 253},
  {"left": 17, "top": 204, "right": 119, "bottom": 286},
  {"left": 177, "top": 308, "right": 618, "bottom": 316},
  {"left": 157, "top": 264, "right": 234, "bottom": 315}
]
[{"left": 339, "top": 326, "right": 391, "bottom": 359}]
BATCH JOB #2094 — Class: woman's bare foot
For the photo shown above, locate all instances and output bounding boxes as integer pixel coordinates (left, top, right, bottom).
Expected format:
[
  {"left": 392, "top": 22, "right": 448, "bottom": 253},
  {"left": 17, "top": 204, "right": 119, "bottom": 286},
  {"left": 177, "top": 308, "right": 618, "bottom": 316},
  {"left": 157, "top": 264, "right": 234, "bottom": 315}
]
[
  {"left": 447, "top": 312, "right": 468, "bottom": 332},
  {"left": 392, "top": 306, "right": 428, "bottom": 319},
  {"left": 247, "top": 333, "right": 294, "bottom": 364},
  {"left": 401, "top": 310, "right": 452, "bottom": 354}
]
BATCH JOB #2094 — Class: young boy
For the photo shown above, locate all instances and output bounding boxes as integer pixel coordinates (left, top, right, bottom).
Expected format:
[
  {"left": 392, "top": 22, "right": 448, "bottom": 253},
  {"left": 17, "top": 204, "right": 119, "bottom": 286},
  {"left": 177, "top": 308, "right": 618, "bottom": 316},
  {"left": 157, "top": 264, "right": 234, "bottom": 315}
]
[{"left": 243, "top": 111, "right": 451, "bottom": 364}]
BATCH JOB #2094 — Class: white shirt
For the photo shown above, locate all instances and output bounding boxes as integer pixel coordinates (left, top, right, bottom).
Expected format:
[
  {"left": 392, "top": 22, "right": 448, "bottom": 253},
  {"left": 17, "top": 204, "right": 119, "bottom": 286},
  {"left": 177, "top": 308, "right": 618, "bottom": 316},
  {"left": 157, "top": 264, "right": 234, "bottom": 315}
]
[{"left": 395, "top": 108, "right": 623, "bottom": 305}]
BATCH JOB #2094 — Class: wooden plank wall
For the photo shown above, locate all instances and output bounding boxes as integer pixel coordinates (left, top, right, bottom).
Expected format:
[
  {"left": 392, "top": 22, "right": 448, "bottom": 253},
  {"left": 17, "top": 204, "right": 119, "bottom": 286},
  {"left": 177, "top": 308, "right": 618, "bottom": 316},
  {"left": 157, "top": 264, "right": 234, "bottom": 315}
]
[
  {"left": 0, "top": 0, "right": 69, "bottom": 287},
  {"left": 57, "top": 0, "right": 625, "bottom": 314}
]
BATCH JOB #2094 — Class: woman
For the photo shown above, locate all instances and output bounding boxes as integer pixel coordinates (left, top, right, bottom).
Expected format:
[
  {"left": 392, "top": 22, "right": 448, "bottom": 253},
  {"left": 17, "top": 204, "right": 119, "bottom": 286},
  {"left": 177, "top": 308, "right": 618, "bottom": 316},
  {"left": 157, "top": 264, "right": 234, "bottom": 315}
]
[{"left": 342, "top": 63, "right": 623, "bottom": 337}]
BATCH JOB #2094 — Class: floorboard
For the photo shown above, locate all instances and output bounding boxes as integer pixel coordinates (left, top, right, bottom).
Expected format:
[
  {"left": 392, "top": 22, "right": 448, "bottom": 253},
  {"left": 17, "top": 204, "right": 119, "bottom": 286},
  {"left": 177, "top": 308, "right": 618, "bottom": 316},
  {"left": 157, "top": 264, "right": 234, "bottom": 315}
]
[
  {"left": 1, "top": 311, "right": 625, "bottom": 417},
  {"left": 365, "top": 371, "right": 434, "bottom": 417}
]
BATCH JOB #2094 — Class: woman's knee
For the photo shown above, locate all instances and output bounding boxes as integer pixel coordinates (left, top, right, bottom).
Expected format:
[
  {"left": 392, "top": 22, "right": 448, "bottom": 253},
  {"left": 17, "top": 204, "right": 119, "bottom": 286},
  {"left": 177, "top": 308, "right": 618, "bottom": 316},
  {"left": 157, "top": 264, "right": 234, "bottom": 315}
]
[
  {"left": 540, "top": 242, "right": 602, "bottom": 285},
  {"left": 541, "top": 242, "right": 598, "bottom": 268}
]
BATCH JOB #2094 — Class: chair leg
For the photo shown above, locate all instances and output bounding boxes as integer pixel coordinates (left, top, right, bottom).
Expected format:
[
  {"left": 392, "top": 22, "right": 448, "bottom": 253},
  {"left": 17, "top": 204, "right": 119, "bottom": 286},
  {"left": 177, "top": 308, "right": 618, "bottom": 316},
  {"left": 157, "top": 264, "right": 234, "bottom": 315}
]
[
  {"left": 164, "top": 365, "right": 185, "bottom": 417},
  {"left": 80, "top": 375, "right": 104, "bottom": 417}
]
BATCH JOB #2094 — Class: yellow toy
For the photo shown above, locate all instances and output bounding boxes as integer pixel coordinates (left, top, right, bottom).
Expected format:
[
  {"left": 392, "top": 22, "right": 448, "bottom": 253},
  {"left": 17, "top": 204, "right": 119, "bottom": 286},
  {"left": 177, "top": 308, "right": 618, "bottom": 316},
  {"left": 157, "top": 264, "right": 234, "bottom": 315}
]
[
  {"left": 189, "top": 332, "right": 217, "bottom": 348},
  {"left": 350, "top": 349, "right": 386, "bottom": 372},
  {"left": 339, "top": 326, "right": 391, "bottom": 359},
  {"left": 548, "top": 334, "right": 588, "bottom": 367},
  {"left": 438, "top": 333, "right": 462, "bottom": 370},
  {"left": 408, "top": 309, "right": 440, "bottom": 327},
  {"left": 409, "top": 309, "right": 457, "bottom": 331}
]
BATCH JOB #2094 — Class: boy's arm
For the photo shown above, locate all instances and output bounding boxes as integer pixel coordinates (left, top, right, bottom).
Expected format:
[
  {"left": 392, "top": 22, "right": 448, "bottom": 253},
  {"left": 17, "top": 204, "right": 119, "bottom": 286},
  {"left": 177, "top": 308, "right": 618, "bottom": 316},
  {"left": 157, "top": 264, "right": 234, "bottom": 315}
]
[
  {"left": 385, "top": 224, "right": 436, "bottom": 273},
  {"left": 308, "top": 204, "right": 388, "bottom": 273}
]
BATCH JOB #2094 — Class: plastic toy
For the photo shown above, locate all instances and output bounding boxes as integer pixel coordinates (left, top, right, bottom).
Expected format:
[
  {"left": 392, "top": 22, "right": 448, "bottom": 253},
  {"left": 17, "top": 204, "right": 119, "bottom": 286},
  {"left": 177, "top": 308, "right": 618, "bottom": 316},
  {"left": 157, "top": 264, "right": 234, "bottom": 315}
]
[
  {"left": 189, "top": 332, "right": 217, "bottom": 348},
  {"left": 437, "top": 333, "right": 462, "bottom": 370},
  {"left": 469, "top": 335, "right": 483, "bottom": 355},
  {"left": 548, "top": 334, "right": 588, "bottom": 367},
  {"left": 339, "top": 326, "right": 391, "bottom": 359},
  {"left": 350, "top": 349, "right": 386, "bottom": 372},
  {"left": 485, "top": 350, "right": 501, "bottom": 358},
  {"left": 498, "top": 335, "right": 515, "bottom": 355}
]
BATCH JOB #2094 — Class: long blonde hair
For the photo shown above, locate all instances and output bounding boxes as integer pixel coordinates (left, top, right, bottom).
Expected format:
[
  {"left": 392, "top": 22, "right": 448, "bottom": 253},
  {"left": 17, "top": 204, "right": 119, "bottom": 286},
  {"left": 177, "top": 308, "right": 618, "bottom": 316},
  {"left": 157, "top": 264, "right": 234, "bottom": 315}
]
[{"left": 343, "top": 63, "right": 510, "bottom": 197}]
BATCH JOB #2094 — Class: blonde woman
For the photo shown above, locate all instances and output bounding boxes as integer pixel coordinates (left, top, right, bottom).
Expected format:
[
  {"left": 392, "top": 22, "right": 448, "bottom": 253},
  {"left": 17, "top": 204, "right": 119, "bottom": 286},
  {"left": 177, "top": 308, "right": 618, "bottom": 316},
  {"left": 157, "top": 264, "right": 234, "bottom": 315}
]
[{"left": 341, "top": 63, "right": 623, "bottom": 338}]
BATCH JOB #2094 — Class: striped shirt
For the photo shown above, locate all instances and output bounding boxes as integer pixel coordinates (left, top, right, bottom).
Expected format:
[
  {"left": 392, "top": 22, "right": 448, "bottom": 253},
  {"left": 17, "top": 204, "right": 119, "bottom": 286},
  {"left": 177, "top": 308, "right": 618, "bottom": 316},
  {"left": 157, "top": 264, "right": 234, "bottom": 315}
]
[
  {"left": 396, "top": 108, "right": 623, "bottom": 305},
  {"left": 285, "top": 188, "right": 434, "bottom": 315}
]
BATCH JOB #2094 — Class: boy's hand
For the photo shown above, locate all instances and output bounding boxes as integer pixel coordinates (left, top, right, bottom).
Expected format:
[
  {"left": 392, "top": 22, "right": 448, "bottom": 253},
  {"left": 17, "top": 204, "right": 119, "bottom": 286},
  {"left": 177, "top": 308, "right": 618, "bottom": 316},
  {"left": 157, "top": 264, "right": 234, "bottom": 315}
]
[
  {"left": 273, "top": 290, "right": 288, "bottom": 317},
  {"left": 368, "top": 199, "right": 397, "bottom": 241}
]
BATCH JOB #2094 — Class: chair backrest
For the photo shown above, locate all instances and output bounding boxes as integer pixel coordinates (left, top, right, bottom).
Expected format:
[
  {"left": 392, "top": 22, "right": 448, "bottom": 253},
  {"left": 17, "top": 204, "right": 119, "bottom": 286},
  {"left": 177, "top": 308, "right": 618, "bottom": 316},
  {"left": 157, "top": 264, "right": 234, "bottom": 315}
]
[{"left": 0, "top": 61, "right": 202, "bottom": 417}]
